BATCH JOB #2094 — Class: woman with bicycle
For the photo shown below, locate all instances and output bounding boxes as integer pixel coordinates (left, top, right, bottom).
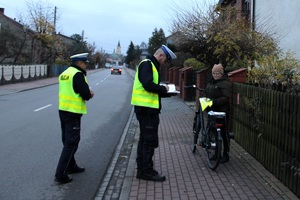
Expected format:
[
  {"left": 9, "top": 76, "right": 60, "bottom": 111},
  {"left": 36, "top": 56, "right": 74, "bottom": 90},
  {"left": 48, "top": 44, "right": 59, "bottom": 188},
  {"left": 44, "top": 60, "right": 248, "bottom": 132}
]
[{"left": 204, "top": 64, "right": 231, "bottom": 163}]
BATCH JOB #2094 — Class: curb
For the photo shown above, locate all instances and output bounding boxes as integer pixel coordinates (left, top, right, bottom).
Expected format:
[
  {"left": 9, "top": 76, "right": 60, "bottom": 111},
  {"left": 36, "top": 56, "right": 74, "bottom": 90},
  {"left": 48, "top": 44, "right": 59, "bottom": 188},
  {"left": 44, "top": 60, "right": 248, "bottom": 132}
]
[{"left": 94, "top": 102, "right": 135, "bottom": 199}]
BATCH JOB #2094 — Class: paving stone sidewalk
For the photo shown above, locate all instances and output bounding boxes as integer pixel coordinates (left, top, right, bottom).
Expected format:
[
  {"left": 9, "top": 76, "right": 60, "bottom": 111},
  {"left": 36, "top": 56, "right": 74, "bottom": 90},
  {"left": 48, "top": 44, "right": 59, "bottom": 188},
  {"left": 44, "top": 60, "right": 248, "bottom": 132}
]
[{"left": 96, "top": 95, "right": 299, "bottom": 200}]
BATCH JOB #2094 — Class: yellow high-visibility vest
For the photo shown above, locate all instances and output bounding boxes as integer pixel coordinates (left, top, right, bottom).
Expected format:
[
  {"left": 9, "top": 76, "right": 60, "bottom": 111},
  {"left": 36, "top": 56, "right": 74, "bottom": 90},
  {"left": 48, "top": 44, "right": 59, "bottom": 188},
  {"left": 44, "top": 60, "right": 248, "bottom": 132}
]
[
  {"left": 131, "top": 59, "right": 159, "bottom": 109},
  {"left": 58, "top": 67, "right": 87, "bottom": 114}
]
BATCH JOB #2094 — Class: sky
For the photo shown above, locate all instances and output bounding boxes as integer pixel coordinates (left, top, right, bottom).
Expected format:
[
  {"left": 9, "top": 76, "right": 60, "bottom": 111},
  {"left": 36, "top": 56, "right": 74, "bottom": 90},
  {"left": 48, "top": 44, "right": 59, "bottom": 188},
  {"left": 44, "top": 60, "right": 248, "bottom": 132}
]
[{"left": 0, "top": 0, "right": 217, "bottom": 55}]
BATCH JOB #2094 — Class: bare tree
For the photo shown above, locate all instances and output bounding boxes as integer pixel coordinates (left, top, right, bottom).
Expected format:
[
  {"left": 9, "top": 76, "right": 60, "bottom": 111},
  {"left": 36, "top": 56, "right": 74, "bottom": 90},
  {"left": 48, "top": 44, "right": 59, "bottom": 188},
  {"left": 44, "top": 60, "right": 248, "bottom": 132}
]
[{"left": 25, "top": 0, "right": 58, "bottom": 64}]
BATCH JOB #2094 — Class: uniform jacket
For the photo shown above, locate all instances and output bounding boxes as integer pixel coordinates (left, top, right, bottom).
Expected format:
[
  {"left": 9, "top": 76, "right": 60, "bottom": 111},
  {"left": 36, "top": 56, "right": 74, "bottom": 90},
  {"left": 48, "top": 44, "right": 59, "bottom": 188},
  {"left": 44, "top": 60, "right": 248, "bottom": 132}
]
[
  {"left": 134, "top": 55, "right": 169, "bottom": 114},
  {"left": 59, "top": 64, "right": 92, "bottom": 117},
  {"left": 204, "top": 75, "right": 231, "bottom": 113}
]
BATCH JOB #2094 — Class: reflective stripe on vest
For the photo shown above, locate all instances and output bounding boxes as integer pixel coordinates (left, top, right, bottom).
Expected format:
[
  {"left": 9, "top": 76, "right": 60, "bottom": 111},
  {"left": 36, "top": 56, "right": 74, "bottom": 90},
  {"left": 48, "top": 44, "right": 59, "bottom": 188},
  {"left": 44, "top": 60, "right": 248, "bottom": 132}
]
[
  {"left": 131, "top": 59, "right": 159, "bottom": 109},
  {"left": 58, "top": 67, "right": 87, "bottom": 114}
]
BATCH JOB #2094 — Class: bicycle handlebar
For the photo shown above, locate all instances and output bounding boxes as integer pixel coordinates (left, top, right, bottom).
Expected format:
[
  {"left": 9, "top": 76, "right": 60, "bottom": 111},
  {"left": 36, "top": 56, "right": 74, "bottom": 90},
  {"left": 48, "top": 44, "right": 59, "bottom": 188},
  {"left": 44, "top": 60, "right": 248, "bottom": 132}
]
[
  {"left": 184, "top": 85, "right": 204, "bottom": 92},
  {"left": 183, "top": 85, "right": 196, "bottom": 89}
]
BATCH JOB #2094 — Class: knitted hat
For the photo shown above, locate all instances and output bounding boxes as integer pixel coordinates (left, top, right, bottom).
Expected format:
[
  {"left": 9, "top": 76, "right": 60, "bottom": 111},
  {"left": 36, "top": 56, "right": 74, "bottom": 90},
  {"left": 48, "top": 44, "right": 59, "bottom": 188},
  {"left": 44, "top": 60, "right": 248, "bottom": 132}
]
[{"left": 212, "top": 64, "right": 224, "bottom": 73}]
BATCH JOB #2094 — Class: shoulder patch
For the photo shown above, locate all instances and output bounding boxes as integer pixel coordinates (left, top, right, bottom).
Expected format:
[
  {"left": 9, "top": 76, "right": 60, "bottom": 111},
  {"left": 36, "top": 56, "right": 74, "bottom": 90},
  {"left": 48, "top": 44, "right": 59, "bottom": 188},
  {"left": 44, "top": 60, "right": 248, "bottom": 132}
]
[{"left": 60, "top": 75, "right": 70, "bottom": 80}]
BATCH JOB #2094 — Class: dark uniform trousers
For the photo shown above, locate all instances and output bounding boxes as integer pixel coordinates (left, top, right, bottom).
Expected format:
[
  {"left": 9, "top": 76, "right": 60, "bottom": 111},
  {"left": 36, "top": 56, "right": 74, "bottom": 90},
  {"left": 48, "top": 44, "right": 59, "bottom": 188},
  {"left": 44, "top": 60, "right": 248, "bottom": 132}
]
[
  {"left": 136, "top": 112, "right": 159, "bottom": 173},
  {"left": 55, "top": 111, "right": 81, "bottom": 178}
]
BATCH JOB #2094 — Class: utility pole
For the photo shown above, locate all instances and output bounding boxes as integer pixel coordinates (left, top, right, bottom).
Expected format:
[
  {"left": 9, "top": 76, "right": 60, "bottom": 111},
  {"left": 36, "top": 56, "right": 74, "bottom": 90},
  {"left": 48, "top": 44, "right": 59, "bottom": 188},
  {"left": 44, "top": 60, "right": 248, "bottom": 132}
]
[
  {"left": 50, "top": 6, "right": 57, "bottom": 77},
  {"left": 82, "top": 30, "right": 85, "bottom": 52},
  {"left": 53, "top": 7, "right": 57, "bottom": 31}
]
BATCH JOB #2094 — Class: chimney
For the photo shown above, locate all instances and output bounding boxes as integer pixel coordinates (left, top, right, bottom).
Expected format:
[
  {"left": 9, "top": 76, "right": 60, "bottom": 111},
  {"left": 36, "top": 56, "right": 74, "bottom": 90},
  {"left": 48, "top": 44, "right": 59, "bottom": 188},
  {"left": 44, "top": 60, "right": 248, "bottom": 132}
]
[{"left": 0, "top": 8, "right": 4, "bottom": 15}]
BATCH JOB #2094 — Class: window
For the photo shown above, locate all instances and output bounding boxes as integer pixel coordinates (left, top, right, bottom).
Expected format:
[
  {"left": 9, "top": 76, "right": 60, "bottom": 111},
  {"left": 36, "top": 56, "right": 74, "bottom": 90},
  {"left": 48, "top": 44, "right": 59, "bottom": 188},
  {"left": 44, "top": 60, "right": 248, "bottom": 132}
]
[{"left": 242, "top": 0, "right": 250, "bottom": 15}]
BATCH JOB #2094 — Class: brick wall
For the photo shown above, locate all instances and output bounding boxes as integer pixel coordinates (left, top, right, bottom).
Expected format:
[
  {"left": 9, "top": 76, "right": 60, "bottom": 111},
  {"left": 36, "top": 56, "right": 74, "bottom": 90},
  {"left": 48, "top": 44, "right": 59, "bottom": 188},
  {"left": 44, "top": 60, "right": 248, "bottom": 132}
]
[
  {"left": 179, "top": 67, "right": 194, "bottom": 101},
  {"left": 172, "top": 67, "right": 180, "bottom": 86},
  {"left": 228, "top": 68, "right": 247, "bottom": 83}
]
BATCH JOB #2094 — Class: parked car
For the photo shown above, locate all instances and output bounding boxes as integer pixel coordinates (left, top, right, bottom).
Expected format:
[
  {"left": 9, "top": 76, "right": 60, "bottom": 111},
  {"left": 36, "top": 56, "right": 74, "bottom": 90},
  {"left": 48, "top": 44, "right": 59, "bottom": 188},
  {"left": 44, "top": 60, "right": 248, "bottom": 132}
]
[
  {"left": 111, "top": 66, "right": 122, "bottom": 75},
  {"left": 105, "top": 63, "right": 112, "bottom": 68}
]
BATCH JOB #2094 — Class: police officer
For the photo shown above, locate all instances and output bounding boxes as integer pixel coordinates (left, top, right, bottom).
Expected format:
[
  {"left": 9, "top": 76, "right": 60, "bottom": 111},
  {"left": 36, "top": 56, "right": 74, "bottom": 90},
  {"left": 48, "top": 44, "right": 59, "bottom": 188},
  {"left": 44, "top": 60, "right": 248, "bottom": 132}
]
[
  {"left": 131, "top": 45, "right": 177, "bottom": 182},
  {"left": 55, "top": 53, "right": 94, "bottom": 184}
]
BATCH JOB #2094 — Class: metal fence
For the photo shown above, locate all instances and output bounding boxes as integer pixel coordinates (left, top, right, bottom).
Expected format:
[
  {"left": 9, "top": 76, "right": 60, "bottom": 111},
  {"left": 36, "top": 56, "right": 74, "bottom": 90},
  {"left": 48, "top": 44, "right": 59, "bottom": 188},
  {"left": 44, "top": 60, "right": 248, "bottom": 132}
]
[
  {"left": 232, "top": 83, "right": 300, "bottom": 198},
  {"left": 0, "top": 65, "right": 69, "bottom": 85},
  {"left": 0, "top": 64, "right": 47, "bottom": 85}
]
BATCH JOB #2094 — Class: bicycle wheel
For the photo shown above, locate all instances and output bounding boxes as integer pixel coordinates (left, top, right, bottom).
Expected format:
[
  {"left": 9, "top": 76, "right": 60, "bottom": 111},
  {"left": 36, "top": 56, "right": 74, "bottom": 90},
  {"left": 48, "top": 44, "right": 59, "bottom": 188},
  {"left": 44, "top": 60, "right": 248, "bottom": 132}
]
[
  {"left": 191, "top": 112, "right": 201, "bottom": 153},
  {"left": 205, "top": 127, "right": 222, "bottom": 170}
]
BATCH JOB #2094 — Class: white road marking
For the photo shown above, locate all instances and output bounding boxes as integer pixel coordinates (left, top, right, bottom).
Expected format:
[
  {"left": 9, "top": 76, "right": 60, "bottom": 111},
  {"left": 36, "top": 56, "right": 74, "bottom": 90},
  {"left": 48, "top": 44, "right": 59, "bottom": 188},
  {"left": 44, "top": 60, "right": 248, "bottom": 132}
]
[{"left": 34, "top": 104, "right": 52, "bottom": 112}]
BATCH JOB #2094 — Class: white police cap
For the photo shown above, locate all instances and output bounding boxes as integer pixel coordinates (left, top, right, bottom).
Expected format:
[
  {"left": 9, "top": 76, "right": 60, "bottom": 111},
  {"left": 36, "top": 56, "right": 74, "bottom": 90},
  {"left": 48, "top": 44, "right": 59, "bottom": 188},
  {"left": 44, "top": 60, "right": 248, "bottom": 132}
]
[
  {"left": 70, "top": 53, "right": 89, "bottom": 62},
  {"left": 161, "top": 45, "right": 177, "bottom": 60}
]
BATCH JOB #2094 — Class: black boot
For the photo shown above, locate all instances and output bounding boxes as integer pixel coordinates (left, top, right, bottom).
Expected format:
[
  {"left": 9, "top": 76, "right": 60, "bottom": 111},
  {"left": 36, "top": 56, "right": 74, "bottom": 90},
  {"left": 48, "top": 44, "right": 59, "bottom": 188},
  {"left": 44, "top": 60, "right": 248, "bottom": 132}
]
[
  {"left": 67, "top": 166, "right": 85, "bottom": 174},
  {"left": 220, "top": 152, "right": 229, "bottom": 163},
  {"left": 136, "top": 170, "right": 142, "bottom": 179},
  {"left": 55, "top": 175, "right": 73, "bottom": 184},
  {"left": 137, "top": 169, "right": 158, "bottom": 179},
  {"left": 141, "top": 173, "right": 166, "bottom": 182},
  {"left": 140, "top": 169, "right": 165, "bottom": 182}
]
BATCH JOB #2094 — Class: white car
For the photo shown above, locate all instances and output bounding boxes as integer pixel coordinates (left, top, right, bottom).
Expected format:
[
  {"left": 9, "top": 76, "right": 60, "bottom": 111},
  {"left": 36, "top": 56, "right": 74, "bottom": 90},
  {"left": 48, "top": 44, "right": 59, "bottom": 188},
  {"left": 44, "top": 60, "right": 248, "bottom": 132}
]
[{"left": 105, "top": 63, "right": 112, "bottom": 68}]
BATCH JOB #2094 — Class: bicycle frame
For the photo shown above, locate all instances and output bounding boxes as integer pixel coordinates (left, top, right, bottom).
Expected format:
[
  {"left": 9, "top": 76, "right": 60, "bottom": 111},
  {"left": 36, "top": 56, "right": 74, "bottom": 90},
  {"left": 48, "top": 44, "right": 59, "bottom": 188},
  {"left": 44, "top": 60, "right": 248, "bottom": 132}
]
[
  {"left": 203, "top": 100, "right": 224, "bottom": 168},
  {"left": 186, "top": 85, "right": 228, "bottom": 170},
  {"left": 194, "top": 97, "right": 227, "bottom": 170}
]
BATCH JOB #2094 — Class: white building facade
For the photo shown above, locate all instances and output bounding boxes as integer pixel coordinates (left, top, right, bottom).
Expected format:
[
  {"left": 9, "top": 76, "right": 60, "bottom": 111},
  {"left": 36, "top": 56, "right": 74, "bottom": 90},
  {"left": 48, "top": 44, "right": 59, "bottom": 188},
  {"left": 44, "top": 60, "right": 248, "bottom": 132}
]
[{"left": 252, "top": 0, "right": 300, "bottom": 59}]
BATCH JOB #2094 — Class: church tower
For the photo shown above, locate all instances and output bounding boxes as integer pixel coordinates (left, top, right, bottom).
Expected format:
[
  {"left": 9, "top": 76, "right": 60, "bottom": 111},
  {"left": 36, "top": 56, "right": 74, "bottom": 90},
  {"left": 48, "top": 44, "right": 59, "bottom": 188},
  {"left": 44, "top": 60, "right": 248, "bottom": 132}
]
[{"left": 116, "top": 41, "right": 121, "bottom": 55}]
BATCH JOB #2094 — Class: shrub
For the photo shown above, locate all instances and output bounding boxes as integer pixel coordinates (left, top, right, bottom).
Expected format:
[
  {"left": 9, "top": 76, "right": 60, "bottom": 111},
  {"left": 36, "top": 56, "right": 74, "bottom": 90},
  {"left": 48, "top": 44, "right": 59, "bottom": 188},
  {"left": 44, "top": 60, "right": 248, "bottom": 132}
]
[
  {"left": 247, "top": 51, "right": 300, "bottom": 94},
  {"left": 183, "top": 58, "right": 206, "bottom": 71}
]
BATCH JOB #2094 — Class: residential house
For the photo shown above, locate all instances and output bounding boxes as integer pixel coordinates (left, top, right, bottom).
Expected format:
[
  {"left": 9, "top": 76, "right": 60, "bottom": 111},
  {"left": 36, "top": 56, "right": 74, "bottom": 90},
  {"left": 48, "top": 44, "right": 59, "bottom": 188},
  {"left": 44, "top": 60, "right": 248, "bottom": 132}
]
[
  {"left": 218, "top": 0, "right": 300, "bottom": 60},
  {"left": 254, "top": 0, "right": 300, "bottom": 60},
  {"left": 166, "top": 31, "right": 182, "bottom": 49},
  {"left": 0, "top": 8, "right": 39, "bottom": 64},
  {"left": 139, "top": 42, "right": 148, "bottom": 60},
  {"left": 0, "top": 8, "right": 81, "bottom": 65},
  {"left": 55, "top": 32, "right": 78, "bottom": 62}
]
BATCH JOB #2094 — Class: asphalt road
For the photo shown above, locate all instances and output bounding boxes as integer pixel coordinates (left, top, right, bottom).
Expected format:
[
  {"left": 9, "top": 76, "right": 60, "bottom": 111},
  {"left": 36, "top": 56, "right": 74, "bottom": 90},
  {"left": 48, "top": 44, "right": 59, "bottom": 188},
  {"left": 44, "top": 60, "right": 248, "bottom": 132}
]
[{"left": 0, "top": 68, "right": 133, "bottom": 200}]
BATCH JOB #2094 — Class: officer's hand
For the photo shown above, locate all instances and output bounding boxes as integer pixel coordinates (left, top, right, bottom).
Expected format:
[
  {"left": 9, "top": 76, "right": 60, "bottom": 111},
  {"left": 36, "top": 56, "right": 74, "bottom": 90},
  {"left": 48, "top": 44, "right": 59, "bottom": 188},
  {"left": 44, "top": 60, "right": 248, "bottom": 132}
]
[
  {"left": 90, "top": 90, "right": 94, "bottom": 98},
  {"left": 164, "top": 85, "right": 169, "bottom": 92},
  {"left": 168, "top": 92, "right": 178, "bottom": 96}
]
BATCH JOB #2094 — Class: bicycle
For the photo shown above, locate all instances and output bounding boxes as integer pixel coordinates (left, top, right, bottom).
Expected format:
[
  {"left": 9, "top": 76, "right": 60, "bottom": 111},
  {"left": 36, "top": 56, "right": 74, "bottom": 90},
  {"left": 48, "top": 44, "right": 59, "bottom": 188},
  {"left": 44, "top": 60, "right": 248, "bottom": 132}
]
[{"left": 185, "top": 85, "right": 230, "bottom": 170}]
